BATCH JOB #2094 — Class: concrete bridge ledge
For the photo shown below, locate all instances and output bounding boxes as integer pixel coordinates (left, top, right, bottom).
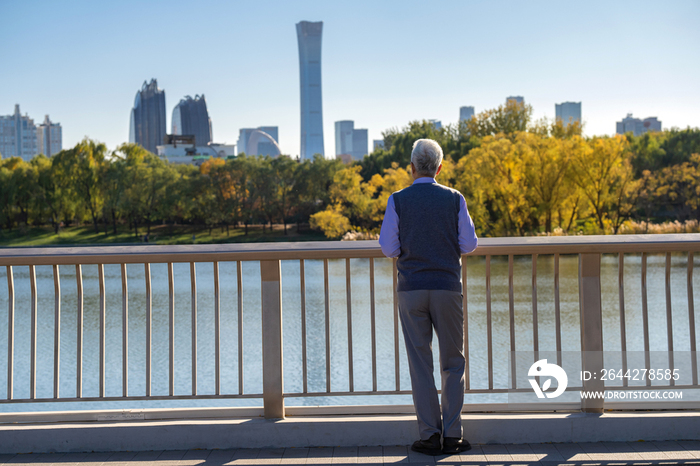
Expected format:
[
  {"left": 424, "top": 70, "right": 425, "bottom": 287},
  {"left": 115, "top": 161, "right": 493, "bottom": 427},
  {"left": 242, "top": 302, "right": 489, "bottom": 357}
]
[{"left": 1, "top": 411, "right": 698, "bottom": 454}]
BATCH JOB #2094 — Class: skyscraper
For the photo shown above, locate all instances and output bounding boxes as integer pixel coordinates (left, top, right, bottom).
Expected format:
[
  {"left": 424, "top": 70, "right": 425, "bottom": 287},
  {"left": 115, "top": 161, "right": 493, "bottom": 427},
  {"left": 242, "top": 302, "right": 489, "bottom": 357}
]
[
  {"left": 0, "top": 104, "right": 37, "bottom": 161},
  {"left": 460, "top": 106, "right": 475, "bottom": 122},
  {"left": 37, "top": 115, "right": 62, "bottom": 157},
  {"left": 129, "top": 79, "right": 166, "bottom": 154},
  {"left": 352, "top": 128, "right": 368, "bottom": 161},
  {"left": 334, "top": 120, "right": 368, "bottom": 161},
  {"left": 429, "top": 119, "right": 442, "bottom": 130},
  {"left": 171, "top": 95, "right": 212, "bottom": 146},
  {"left": 297, "top": 21, "right": 324, "bottom": 160},
  {"left": 335, "top": 120, "right": 353, "bottom": 156},
  {"left": 555, "top": 102, "right": 582, "bottom": 127}
]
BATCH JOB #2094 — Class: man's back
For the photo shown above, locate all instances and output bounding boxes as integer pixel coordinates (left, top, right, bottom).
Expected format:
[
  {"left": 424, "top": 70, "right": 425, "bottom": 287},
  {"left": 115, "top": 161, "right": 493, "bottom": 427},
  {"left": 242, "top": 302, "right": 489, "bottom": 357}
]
[
  {"left": 378, "top": 138, "right": 477, "bottom": 455},
  {"left": 393, "top": 182, "right": 462, "bottom": 293}
]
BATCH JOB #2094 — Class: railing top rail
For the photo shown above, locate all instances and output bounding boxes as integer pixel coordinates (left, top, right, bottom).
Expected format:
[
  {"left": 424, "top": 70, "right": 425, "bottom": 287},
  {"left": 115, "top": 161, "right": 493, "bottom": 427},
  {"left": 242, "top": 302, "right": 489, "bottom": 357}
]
[{"left": 1, "top": 234, "right": 700, "bottom": 266}]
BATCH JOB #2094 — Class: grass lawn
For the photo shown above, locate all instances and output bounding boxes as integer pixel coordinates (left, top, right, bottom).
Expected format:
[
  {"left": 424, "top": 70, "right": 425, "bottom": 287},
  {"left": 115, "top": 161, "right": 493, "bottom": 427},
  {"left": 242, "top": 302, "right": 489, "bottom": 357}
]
[{"left": 0, "top": 223, "right": 329, "bottom": 247}]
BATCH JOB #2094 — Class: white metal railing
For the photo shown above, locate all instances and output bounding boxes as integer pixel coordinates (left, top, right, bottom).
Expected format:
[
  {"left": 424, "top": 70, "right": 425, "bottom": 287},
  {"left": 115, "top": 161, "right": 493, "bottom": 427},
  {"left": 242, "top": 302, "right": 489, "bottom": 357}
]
[{"left": 0, "top": 234, "right": 699, "bottom": 420}]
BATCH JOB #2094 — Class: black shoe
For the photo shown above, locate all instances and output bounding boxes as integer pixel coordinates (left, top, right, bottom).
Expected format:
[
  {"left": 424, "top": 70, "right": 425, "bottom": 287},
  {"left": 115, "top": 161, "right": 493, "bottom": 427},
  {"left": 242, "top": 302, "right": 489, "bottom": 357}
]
[
  {"left": 442, "top": 437, "right": 472, "bottom": 454},
  {"left": 411, "top": 433, "right": 442, "bottom": 456}
]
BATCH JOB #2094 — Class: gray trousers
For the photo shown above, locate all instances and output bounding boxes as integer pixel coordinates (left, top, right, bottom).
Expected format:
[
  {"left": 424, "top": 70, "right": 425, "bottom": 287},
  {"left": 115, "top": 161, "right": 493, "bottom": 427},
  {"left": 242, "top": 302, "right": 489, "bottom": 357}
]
[{"left": 398, "top": 289, "right": 465, "bottom": 440}]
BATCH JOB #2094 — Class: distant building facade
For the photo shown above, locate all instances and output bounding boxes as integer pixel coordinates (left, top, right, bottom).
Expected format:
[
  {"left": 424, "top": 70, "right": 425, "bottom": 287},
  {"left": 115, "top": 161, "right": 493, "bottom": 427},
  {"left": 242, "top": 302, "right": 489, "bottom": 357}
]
[
  {"left": 352, "top": 128, "right": 368, "bottom": 161},
  {"left": 37, "top": 115, "right": 63, "bottom": 157},
  {"left": 373, "top": 139, "right": 385, "bottom": 151},
  {"left": 460, "top": 106, "right": 475, "bottom": 122},
  {"left": 616, "top": 114, "right": 662, "bottom": 136},
  {"left": 334, "top": 120, "right": 368, "bottom": 161},
  {"left": 0, "top": 105, "right": 61, "bottom": 161},
  {"left": 237, "top": 126, "right": 281, "bottom": 157},
  {"left": 156, "top": 134, "right": 234, "bottom": 166},
  {"left": 171, "top": 95, "right": 212, "bottom": 146},
  {"left": 129, "top": 79, "right": 166, "bottom": 154},
  {"left": 555, "top": 102, "right": 582, "bottom": 127},
  {"left": 297, "top": 21, "right": 325, "bottom": 160},
  {"left": 506, "top": 96, "right": 524, "bottom": 105},
  {"left": 335, "top": 120, "right": 353, "bottom": 156}
]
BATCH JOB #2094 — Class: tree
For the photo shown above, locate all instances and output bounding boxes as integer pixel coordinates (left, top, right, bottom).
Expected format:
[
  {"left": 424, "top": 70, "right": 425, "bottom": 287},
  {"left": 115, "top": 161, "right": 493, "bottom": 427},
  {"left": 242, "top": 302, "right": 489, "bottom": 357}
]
[
  {"left": 0, "top": 157, "right": 26, "bottom": 230},
  {"left": 569, "top": 136, "right": 640, "bottom": 234},
  {"left": 103, "top": 147, "right": 131, "bottom": 234},
  {"left": 52, "top": 139, "right": 107, "bottom": 233},
  {"left": 467, "top": 134, "right": 531, "bottom": 235},
  {"left": 228, "top": 155, "right": 256, "bottom": 235},
  {"left": 465, "top": 100, "right": 533, "bottom": 139},
  {"left": 9, "top": 158, "right": 35, "bottom": 228},
  {"left": 309, "top": 206, "right": 351, "bottom": 239},
  {"left": 360, "top": 120, "right": 454, "bottom": 179},
  {"left": 32, "top": 155, "right": 71, "bottom": 234},
  {"left": 519, "top": 132, "right": 574, "bottom": 233},
  {"left": 292, "top": 155, "right": 344, "bottom": 226},
  {"left": 271, "top": 156, "right": 298, "bottom": 234},
  {"left": 640, "top": 153, "right": 700, "bottom": 222},
  {"left": 200, "top": 158, "right": 236, "bottom": 234},
  {"left": 629, "top": 128, "right": 700, "bottom": 176},
  {"left": 249, "top": 157, "right": 276, "bottom": 232},
  {"left": 122, "top": 145, "right": 176, "bottom": 237}
]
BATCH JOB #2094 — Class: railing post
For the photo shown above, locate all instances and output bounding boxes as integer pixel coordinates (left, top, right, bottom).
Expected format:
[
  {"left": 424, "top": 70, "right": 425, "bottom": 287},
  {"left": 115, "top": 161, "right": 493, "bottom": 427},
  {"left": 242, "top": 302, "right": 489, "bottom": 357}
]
[
  {"left": 579, "top": 253, "right": 604, "bottom": 413},
  {"left": 261, "top": 260, "right": 284, "bottom": 419}
]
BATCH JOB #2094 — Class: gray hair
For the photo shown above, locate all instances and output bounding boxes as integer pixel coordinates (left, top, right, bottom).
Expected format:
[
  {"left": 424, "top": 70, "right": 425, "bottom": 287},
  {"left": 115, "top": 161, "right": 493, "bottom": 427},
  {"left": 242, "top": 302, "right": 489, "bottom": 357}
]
[{"left": 411, "top": 139, "right": 443, "bottom": 176}]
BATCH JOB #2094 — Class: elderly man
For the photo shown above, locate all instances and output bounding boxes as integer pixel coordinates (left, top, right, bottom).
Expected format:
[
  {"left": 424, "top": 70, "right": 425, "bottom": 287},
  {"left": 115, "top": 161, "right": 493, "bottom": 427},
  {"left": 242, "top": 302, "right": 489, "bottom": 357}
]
[{"left": 379, "top": 139, "right": 478, "bottom": 455}]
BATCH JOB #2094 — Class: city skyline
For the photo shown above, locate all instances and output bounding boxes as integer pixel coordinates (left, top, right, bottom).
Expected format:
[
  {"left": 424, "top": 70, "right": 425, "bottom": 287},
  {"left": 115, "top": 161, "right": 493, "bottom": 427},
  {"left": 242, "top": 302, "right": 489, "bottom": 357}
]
[{"left": 1, "top": 0, "right": 698, "bottom": 158}]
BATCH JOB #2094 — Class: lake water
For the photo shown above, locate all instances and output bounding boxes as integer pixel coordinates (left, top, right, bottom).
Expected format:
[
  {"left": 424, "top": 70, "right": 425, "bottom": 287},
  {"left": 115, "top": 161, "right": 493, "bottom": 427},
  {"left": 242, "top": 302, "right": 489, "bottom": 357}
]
[{"left": 0, "top": 253, "right": 698, "bottom": 412}]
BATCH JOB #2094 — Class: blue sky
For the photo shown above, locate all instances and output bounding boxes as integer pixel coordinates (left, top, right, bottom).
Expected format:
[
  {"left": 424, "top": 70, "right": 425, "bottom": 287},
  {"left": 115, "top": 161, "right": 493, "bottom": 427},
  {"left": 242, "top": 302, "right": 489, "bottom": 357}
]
[{"left": 1, "top": 0, "right": 698, "bottom": 158}]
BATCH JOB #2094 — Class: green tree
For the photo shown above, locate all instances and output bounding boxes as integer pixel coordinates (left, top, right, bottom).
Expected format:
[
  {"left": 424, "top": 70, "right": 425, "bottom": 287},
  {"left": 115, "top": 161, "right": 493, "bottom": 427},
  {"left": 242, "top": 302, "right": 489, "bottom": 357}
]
[
  {"left": 32, "top": 155, "right": 71, "bottom": 233},
  {"left": 271, "top": 156, "right": 298, "bottom": 234},
  {"left": 52, "top": 139, "right": 107, "bottom": 233},
  {"left": 360, "top": 120, "right": 452, "bottom": 179},
  {"left": 0, "top": 157, "right": 25, "bottom": 229},
  {"left": 103, "top": 146, "right": 131, "bottom": 234},
  {"left": 640, "top": 153, "right": 700, "bottom": 222},
  {"left": 122, "top": 145, "right": 176, "bottom": 237},
  {"left": 249, "top": 156, "right": 276, "bottom": 232}
]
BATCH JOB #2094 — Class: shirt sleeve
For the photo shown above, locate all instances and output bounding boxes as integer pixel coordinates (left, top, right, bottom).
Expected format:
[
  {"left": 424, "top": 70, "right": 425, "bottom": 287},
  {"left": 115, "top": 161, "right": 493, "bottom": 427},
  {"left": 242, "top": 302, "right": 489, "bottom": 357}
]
[
  {"left": 378, "top": 194, "right": 401, "bottom": 258},
  {"left": 458, "top": 194, "right": 478, "bottom": 254}
]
